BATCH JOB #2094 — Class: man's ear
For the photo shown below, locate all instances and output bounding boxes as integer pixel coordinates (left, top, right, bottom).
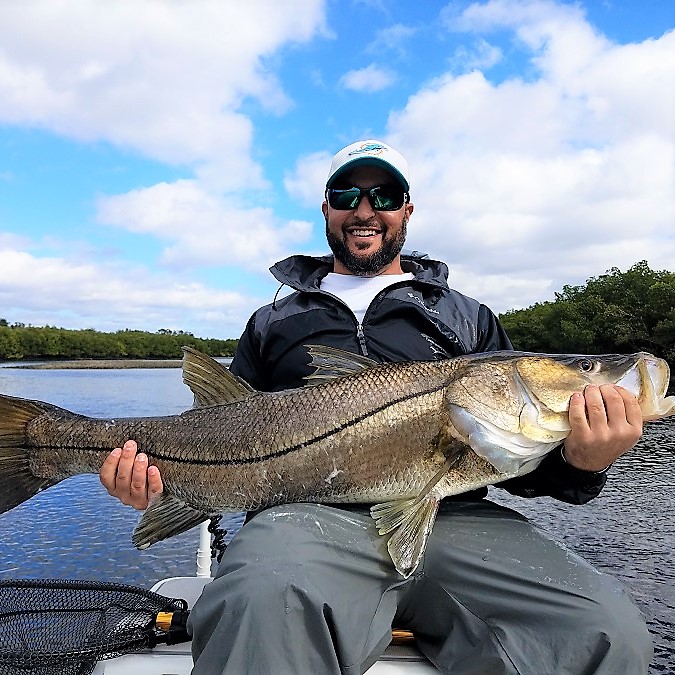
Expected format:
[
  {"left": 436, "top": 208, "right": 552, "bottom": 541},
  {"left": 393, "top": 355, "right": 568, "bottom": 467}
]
[{"left": 322, "top": 200, "right": 328, "bottom": 218}]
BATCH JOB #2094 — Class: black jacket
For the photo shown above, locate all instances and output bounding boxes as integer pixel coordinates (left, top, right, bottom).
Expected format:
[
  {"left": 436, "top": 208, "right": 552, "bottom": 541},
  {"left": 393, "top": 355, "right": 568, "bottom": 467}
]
[{"left": 231, "top": 252, "right": 606, "bottom": 505}]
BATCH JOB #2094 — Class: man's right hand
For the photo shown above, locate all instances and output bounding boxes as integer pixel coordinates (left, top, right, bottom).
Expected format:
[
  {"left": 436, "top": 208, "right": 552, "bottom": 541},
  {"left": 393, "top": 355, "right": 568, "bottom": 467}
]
[{"left": 100, "top": 440, "right": 164, "bottom": 510}]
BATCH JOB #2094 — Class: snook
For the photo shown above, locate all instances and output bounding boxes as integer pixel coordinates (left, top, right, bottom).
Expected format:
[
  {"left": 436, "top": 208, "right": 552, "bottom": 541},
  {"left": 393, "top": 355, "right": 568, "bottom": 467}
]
[{"left": 0, "top": 347, "right": 673, "bottom": 577}]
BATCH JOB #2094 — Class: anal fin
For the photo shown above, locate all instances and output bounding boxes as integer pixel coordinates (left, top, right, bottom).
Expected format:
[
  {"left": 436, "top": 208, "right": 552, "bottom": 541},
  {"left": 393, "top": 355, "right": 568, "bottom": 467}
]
[{"left": 132, "top": 493, "right": 212, "bottom": 549}]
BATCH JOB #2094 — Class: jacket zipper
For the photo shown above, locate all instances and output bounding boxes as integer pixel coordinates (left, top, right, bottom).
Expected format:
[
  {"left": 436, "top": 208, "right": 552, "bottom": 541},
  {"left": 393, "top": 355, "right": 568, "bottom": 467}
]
[
  {"left": 314, "top": 280, "right": 414, "bottom": 358},
  {"left": 356, "top": 285, "right": 407, "bottom": 357},
  {"left": 356, "top": 323, "right": 368, "bottom": 356}
]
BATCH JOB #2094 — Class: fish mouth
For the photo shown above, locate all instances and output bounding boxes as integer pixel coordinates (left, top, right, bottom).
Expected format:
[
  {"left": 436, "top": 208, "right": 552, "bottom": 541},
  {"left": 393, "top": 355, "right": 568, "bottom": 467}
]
[{"left": 617, "top": 354, "right": 674, "bottom": 419}]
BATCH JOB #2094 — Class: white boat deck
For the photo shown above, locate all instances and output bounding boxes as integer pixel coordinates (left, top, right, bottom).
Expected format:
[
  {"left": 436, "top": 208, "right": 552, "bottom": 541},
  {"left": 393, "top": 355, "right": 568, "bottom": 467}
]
[{"left": 91, "top": 576, "right": 436, "bottom": 674}]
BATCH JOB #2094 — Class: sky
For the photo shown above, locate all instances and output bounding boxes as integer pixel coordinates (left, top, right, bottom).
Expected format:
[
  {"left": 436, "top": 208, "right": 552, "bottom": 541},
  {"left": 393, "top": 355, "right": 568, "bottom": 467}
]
[{"left": 0, "top": 0, "right": 673, "bottom": 339}]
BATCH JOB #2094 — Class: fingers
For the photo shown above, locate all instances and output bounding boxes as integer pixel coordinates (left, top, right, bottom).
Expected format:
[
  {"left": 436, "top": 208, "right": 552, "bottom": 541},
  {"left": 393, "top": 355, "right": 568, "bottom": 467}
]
[
  {"left": 115, "top": 440, "right": 140, "bottom": 492},
  {"left": 99, "top": 440, "right": 162, "bottom": 510},
  {"left": 100, "top": 444, "right": 124, "bottom": 492},
  {"left": 147, "top": 464, "right": 164, "bottom": 505},
  {"left": 582, "top": 384, "right": 609, "bottom": 429},
  {"left": 130, "top": 449, "right": 150, "bottom": 502},
  {"left": 564, "top": 384, "right": 643, "bottom": 472},
  {"left": 585, "top": 385, "right": 642, "bottom": 439},
  {"left": 613, "top": 385, "right": 644, "bottom": 430},
  {"left": 567, "top": 390, "right": 589, "bottom": 431}
]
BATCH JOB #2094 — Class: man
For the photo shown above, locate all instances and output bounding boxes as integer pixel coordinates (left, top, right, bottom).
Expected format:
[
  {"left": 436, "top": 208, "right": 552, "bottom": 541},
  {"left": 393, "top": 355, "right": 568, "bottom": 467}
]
[{"left": 101, "top": 140, "right": 651, "bottom": 674}]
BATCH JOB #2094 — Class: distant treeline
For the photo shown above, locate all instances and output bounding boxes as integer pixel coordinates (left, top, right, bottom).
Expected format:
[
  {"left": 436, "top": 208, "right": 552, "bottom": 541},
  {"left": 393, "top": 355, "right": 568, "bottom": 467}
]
[
  {"left": 2, "top": 261, "right": 673, "bottom": 368},
  {"left": 0, "top": 324, "right": 238, "bottom": 361},
  {"left": 499, "top": 261, "right": 675, "bottom": 367}
]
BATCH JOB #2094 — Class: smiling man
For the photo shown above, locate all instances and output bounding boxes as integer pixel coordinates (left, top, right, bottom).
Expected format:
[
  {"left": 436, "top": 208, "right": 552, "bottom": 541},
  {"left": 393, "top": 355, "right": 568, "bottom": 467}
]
[
  {"left": 102, "top": 140, "right": 651, "bottom": 674},
  {"left": 322, "top": 141, "right": 412, "bottom": 276}
]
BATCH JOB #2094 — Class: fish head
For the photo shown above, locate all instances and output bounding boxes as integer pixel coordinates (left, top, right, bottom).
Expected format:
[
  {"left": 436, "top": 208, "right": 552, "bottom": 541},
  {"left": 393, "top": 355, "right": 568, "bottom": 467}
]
[
  {"left": 444, "top": 351, "right": 674, "bottom": 476},
  {"left": 516, "top": 351, "right": 675, "bottom": 423}
]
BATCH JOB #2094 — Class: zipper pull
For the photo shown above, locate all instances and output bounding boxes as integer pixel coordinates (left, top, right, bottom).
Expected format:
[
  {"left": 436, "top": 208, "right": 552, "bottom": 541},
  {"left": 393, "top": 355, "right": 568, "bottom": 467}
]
[{"left": 356, "top": 324, "right": 369, "bottom": 356}]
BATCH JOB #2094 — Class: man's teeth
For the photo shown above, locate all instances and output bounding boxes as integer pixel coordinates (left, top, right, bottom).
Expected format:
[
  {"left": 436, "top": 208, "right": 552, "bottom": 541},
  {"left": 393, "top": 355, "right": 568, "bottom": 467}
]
[{"left": 350, "top": 229, "right": 379, "bottom": 236}]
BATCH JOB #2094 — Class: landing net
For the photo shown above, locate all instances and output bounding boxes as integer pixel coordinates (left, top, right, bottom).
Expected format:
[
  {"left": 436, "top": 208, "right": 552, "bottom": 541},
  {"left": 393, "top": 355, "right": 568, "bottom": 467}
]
[{"left": 0, "top": 578, "right": 189, "bottom": 675}]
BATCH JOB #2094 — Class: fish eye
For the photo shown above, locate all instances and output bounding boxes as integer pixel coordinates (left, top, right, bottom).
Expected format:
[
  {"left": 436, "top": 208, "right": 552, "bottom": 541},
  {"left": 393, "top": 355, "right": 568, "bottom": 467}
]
[{"left": 578, "top": 358, "right": 595, "bottom": 373}]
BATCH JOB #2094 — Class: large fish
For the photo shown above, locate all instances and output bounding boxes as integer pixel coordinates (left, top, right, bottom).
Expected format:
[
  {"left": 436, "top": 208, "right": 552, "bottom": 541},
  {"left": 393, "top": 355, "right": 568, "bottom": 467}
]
[{"left": 0, "top": 347, "right": 673, "bottom": 577}]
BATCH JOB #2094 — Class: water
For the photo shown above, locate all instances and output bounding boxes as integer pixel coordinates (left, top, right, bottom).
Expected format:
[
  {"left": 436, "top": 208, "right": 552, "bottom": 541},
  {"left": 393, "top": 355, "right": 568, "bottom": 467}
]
[
  {"left": 0, "top": 366, "right": 673, "bottom": 672},
  {"left": 0, "top": 366, "right": 245, "bottom": 585}
]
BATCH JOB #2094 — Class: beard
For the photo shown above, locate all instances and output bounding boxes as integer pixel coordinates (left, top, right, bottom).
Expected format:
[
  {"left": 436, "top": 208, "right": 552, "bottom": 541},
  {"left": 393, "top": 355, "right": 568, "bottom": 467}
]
[{"left": 325, "top": 216, "right": 408, "bottom": 276}]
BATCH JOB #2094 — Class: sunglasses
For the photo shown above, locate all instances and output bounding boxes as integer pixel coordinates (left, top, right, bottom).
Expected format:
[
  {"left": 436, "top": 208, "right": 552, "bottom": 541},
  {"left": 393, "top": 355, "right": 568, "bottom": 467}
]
[{"left": 326, "top": 185, "right": 408, "bottom": 211}]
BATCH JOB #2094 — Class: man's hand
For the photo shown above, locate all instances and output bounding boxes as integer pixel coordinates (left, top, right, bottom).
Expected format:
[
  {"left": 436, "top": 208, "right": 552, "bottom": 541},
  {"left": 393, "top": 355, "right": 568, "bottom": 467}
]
[
  {"left": 563, "top": 384, "right": 643, "bottom": 472},
  {"left": 99, "top": 440, "right": 164, "bottom": 510}
]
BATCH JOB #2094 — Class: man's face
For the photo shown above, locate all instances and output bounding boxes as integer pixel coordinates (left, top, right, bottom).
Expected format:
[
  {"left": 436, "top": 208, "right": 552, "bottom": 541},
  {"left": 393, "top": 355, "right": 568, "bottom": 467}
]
[{"left": 322, "top": 165, "right": 414, "bottom": 276}]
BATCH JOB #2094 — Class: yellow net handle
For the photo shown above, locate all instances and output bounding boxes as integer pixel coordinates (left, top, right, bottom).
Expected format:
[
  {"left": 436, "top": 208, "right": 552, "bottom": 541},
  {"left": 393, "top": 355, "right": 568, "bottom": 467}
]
[
  {"left": 390, "top": 628, "right": 416, "bottom": 645},
  {"left": 156, "top": 612, "right": 415, "bottom": 645},
  {"left": 155, "top": 611, "right": 174, "bottom": 632}
]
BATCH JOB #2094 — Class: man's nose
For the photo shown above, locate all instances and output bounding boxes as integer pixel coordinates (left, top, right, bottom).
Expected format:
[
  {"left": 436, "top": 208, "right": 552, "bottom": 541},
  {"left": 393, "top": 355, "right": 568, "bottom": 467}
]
[{"left": 353, "top": 191, "right": 375, "bottom": 218}]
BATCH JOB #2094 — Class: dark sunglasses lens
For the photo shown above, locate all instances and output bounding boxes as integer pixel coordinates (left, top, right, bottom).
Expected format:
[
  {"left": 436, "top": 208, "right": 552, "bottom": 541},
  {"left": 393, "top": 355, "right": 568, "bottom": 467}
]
[
  {"left": 328, "top": 186, "right": 406, "bottom": 211},
  {"left": 370, "top": 185, "right": 405, "bottom": 210},
  {"left": 328, "top": 188, "right": 362, "bottom": 210}
]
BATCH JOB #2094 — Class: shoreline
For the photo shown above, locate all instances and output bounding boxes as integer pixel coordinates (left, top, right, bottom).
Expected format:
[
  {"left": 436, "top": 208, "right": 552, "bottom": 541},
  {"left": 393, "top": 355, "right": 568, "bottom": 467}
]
[
  {"left": 3, "top": 360, "right": 674, "bottom": 391},
  {"left": 4, "top": 359, "right": 184, "bottom": 369}
]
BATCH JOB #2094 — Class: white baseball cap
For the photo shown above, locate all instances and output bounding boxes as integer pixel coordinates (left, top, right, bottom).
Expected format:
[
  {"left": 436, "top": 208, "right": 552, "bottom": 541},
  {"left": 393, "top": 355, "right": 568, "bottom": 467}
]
[{"left": 326, "top": 140, "right": 410, "bottom": 191}]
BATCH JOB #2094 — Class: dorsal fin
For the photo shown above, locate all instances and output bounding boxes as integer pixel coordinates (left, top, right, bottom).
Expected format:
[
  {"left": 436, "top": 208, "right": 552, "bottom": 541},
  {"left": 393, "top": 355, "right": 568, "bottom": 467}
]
[
  {"left": 182, "top": 346, "right": 255, "bottom": 407},
  {"left": 304, "top": 344, "right": 378, "bottom": 383}
]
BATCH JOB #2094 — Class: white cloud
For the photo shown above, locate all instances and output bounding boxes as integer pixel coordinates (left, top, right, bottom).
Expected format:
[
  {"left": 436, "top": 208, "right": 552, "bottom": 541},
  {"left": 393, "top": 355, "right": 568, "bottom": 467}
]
[
  {"left": 384, "top": 0, "right": 675, "bottom": 312},
  {"left": 369, "top": 24, "right": 418, "bottom": 58},
  {"left": 284, "top": 151, "right": 332, "bottom": 208},
  {"left": 449, "top": 38, "right": 503, "bottom": 71},
  {"left": 339, "top": 64, "right": 397, "bottom": 92},
  {"left": 0, "top": 232, "right": 30, "bottom": 249},
  {"left": 0, "top": 0, "right": 327, "bottom": 190},
  {"left": 2, "top": 0, "right": 673, "bottom": 335},
  {"left": 96, "top": 180, "right": 314, "bottom": 271},
  {"left": 0, "top": 248, "right": 258, "bottom": 337}
]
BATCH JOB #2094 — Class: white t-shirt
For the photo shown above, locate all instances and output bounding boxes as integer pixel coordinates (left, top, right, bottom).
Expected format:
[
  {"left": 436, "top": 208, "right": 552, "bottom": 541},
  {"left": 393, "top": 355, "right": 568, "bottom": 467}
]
[{"left": 320, "top": 272, "right": 414, "bottom": 323}]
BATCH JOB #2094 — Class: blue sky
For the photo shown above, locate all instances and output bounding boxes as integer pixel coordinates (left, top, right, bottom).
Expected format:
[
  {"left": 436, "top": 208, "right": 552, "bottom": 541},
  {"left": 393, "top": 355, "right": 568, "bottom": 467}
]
[{"left": 1, "top": 0, "right": 673, "bottom": 339}]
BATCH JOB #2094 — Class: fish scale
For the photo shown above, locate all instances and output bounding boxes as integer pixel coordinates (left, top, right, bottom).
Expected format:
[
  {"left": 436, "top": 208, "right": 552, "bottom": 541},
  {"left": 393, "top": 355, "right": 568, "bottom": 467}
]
[{"left": 1, "top": 345, "right": 673, "bottom": 577}]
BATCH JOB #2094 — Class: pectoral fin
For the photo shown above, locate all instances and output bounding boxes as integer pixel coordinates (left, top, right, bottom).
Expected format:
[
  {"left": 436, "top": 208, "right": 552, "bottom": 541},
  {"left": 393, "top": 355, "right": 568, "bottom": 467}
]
[
  {"left": 370, "top": 450, "right": 462, "bottom": 578},
  {"left": 371, "top": 493, "right": 442, "bottom": 578},
  {"left": 132, "top": 493, "right": 212, "bottom": 549}
]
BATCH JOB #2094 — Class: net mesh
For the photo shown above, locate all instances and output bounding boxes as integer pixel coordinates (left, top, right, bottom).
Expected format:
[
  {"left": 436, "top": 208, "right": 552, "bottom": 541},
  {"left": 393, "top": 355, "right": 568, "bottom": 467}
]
[{"left": 0, "top": 578, "right": 189, "bottom": 675}]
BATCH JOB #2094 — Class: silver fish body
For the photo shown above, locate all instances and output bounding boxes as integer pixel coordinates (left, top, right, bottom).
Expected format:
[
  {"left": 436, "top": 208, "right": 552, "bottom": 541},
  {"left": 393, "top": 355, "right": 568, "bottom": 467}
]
[{"left": 1, "top": 346, "right": 673, "bottom": 576}]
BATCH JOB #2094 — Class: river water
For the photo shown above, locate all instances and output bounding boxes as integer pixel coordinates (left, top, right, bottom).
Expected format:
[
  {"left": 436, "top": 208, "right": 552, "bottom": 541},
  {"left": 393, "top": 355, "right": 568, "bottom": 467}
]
[{"left": 0, "top": 365, "right": 673, "bottom": 672}]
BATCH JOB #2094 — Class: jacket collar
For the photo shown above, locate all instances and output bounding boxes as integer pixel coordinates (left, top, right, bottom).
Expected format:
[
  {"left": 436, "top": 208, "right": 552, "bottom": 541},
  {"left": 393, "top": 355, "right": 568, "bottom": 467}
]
[{"left": 269, "top": 251, "right": 450, "bottom": 293}]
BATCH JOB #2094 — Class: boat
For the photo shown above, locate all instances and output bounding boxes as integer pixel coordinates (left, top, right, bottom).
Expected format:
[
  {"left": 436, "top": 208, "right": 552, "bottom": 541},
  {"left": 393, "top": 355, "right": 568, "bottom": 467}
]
[{"left": 90, "top": 523, "right": 437, "bottom": 674}]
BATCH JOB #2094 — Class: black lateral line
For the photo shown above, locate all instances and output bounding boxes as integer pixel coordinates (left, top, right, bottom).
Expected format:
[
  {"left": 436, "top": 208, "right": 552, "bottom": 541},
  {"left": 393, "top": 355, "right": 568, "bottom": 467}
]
[{"left": 144, "top": 383, "right": 446, "bottom": 467}]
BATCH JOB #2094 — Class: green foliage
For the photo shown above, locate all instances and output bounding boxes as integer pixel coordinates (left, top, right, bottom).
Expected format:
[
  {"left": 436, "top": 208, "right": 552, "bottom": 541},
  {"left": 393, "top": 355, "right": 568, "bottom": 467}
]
[
  {"left": 0, "top": 325, "right": 239, "bottom": 361},
  {"left": 500, "top": 261, "right": 675, "bottom": 369},
  {"left": 3, "top": 261, "right": 673, "bottom": 374}
]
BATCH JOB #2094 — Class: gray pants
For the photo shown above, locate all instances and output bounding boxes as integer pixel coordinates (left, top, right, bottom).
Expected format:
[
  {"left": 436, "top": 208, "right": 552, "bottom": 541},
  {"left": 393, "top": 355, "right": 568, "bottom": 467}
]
[{"left": 188, "top": 501, "right": 652, "bottom": 675}]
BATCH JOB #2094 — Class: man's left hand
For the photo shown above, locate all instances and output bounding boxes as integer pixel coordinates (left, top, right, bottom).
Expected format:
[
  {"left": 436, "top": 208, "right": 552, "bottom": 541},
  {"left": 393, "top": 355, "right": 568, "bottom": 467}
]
[{"left": 563, "top": 384, "right": 643, "bottom": 472}]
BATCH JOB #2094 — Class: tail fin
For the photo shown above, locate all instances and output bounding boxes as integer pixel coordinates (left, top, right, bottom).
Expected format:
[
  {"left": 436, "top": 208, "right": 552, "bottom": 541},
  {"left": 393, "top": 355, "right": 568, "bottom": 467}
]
[{"left": 0, "top": 394, "right": 58, "bottom": 514}]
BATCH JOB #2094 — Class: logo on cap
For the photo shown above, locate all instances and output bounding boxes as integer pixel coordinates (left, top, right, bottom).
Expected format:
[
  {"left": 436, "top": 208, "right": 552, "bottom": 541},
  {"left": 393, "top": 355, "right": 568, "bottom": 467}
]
[{"left": 348, "top": 143, "right": 388, "bottom": 157}]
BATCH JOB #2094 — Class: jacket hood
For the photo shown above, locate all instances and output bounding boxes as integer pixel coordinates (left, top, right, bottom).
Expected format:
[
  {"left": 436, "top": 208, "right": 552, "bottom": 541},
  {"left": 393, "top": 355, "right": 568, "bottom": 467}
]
[{"left": 269, "top": 251, "right": 450, "bottom": 293}]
